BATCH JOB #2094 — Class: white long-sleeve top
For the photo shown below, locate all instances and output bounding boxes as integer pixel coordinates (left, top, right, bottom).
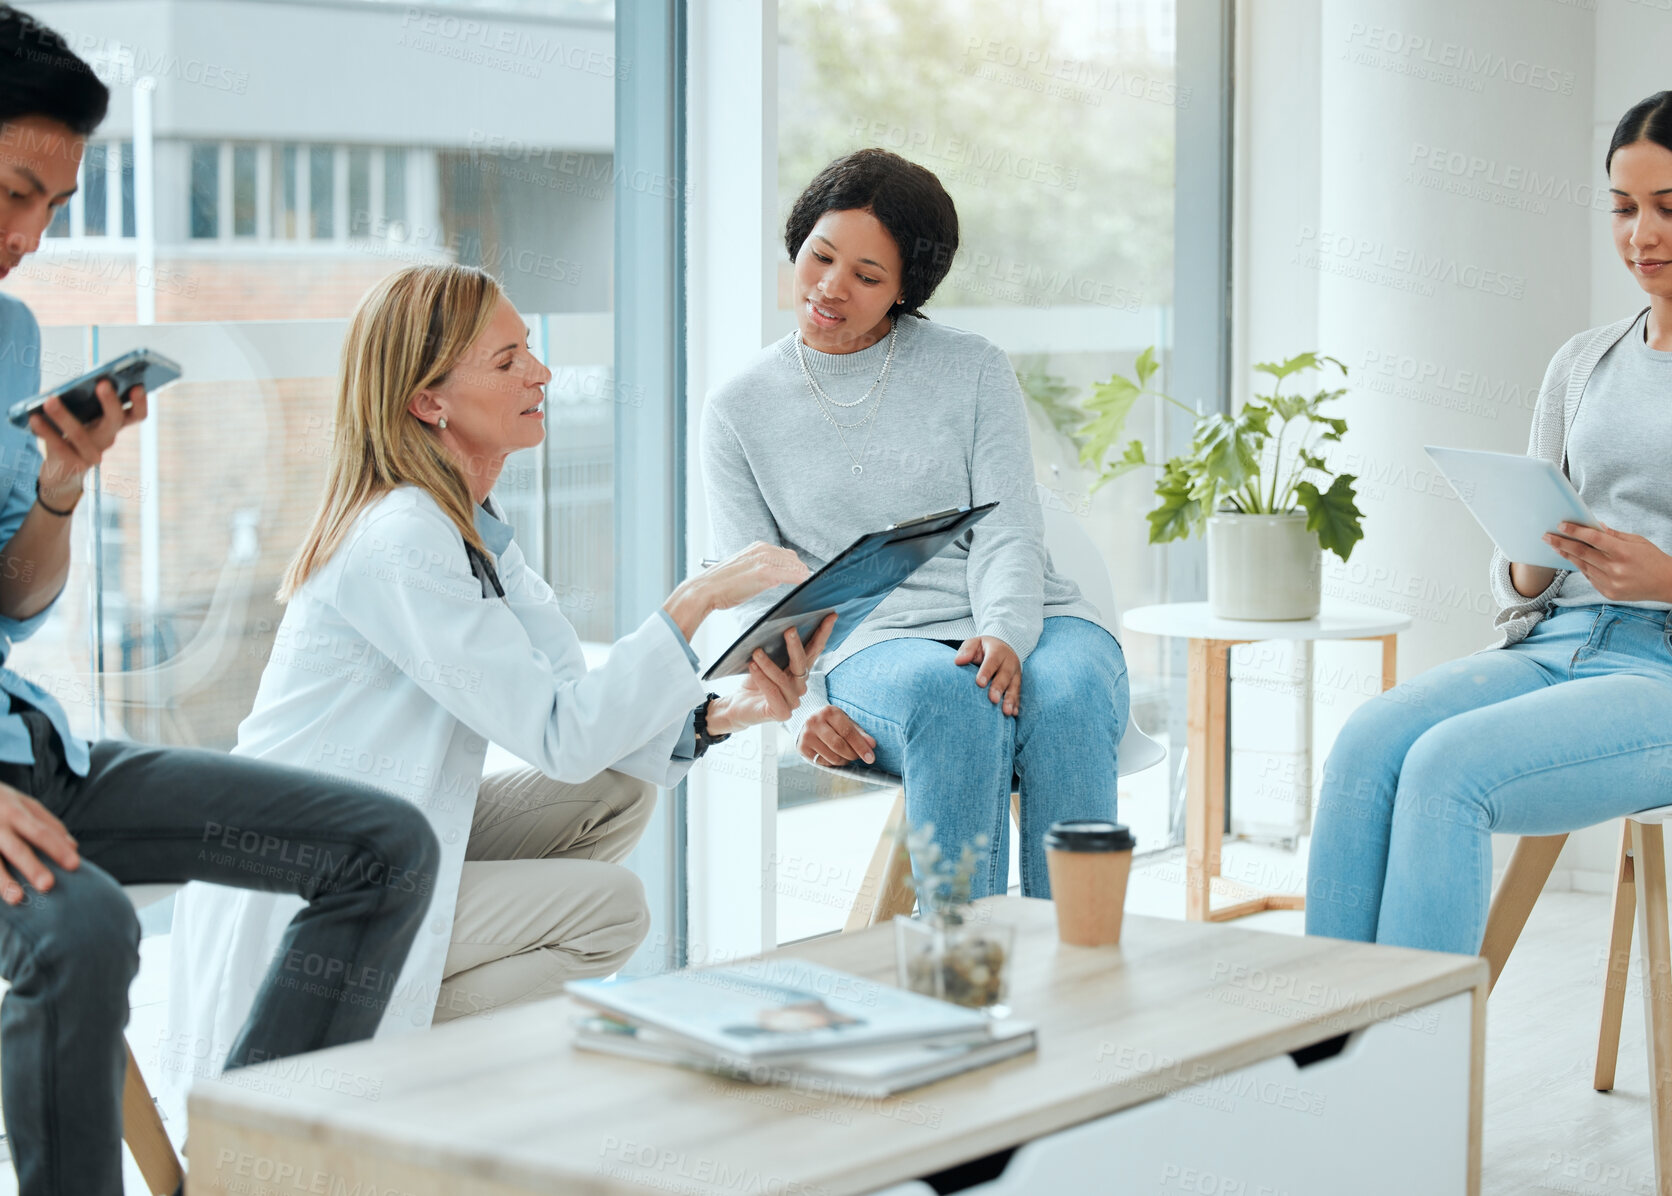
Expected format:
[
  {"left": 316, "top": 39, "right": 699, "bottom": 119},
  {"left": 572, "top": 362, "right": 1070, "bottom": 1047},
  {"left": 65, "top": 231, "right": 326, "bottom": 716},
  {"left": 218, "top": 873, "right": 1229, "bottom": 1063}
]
[{"left": 165, "top": 486, "right": 705, "bottom": 1094}]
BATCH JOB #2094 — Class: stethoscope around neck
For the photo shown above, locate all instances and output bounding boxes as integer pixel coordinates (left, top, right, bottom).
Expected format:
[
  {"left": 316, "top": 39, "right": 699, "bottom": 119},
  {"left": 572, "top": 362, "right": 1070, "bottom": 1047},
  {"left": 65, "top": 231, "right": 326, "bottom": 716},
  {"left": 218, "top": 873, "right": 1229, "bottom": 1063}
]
[{"left": 465, "top": 543, "right": 505, "bottom": 599}]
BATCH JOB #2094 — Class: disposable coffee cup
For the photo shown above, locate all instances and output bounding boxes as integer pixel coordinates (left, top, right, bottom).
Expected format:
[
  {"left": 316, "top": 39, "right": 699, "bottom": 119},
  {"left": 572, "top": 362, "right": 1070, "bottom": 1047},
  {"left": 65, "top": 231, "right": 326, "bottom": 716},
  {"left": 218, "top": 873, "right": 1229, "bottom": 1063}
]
[{"left": 1043, "top": 819, "right": 1136, "bottom": 946}]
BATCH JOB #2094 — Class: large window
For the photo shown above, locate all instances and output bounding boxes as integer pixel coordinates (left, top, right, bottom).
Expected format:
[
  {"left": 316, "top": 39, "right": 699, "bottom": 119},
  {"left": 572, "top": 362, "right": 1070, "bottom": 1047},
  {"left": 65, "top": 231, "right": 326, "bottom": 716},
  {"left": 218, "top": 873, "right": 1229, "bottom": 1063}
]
[
  {"left": 0, "top": 0, "right": 646, "bottom": 989},
  {"left": 307, "top": 144, "right": 335, "bottom": 240},
  {"left": 770, "top": 0, "right": 1193, "bottom": 942},
  {"left": 189, "top": 143, "right": 219, "bottom": 238},
  {"left": 43, "top": 139, "right": 135, "bottom": 240},
  {"left": 178, "top": 140, "right": 427, "bottom": 245},
  {"left": 5, "top": 1, "right": 627, "bottom": 759}
]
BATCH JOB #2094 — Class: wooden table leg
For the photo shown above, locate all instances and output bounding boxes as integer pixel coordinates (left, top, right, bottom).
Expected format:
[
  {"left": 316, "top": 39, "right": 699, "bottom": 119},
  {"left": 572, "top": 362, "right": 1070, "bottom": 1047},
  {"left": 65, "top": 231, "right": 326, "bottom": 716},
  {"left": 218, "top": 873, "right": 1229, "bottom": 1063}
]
[
  {"left": 1188, "top": 632, "right": 1400, "bottom": 922},
  {"left": 1204, "top": 880, "right": 1307, "bottom": 923},
  {"left": 1186, "top": 638, "right": 1231, "bottom": 921}
]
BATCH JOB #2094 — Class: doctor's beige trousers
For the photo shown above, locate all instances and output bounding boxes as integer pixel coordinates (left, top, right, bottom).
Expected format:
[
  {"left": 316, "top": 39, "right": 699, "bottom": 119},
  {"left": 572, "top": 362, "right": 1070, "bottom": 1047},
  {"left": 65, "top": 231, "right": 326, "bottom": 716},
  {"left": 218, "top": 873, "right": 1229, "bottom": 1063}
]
[{"left": 432, "top": 767, "right": 655, "bottom": 1022}]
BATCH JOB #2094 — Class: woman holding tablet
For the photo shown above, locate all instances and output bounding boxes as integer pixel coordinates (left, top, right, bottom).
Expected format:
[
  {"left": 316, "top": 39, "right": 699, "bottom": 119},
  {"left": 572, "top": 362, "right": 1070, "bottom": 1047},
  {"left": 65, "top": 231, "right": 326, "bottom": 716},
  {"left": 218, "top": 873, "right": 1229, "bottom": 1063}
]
[
  {"left": 169, "top": 264, "right": 832, "bottom": 1073},
  {"left": 701, "top": 149, "right": 1128, "bottom": 900},
  {"left": 1307, "top": 92, "right": 1672, "bottom": 954}
]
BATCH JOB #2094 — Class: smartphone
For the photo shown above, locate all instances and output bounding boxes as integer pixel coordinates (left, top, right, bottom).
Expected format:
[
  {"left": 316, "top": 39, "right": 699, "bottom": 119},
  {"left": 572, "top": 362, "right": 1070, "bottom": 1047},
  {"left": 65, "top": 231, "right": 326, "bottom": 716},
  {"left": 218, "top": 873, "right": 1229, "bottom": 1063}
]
[{"left": 7, "top": 348, "right": 182, "bottom": 429}]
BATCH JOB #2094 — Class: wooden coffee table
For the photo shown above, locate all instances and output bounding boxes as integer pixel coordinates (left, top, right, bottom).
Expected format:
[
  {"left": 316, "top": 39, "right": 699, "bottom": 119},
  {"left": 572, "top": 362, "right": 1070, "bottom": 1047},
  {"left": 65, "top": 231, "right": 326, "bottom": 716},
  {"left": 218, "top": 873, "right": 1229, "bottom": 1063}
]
[{"left": 187, "top": 897, "right": 1484, "bottom": 1195}]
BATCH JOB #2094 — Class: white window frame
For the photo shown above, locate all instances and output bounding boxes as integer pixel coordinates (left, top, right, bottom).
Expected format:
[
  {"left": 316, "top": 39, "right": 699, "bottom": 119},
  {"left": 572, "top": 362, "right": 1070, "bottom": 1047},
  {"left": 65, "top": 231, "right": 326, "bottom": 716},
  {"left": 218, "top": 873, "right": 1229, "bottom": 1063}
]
[{"left": 684, "top": 1, "right": 783, "bottom": 961}]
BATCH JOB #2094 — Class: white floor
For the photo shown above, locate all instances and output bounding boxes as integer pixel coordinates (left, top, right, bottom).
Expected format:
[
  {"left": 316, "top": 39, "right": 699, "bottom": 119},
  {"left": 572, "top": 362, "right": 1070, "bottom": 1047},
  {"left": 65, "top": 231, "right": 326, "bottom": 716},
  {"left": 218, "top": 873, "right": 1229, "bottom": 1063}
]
[{"left": 0, "top": 838, "right": 1654, "bottom": 1194}]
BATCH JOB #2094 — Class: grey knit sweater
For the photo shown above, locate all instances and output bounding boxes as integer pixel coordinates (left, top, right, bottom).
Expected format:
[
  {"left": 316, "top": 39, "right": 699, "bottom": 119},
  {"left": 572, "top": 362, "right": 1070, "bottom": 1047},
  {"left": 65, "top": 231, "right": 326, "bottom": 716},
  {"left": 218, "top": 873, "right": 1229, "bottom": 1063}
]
[
  {"left": 1485, "top": 307, "right": 1647, "bottom": 648},
  {"left": 701, "top": 315, "right": 1104, "bottom": 732}
]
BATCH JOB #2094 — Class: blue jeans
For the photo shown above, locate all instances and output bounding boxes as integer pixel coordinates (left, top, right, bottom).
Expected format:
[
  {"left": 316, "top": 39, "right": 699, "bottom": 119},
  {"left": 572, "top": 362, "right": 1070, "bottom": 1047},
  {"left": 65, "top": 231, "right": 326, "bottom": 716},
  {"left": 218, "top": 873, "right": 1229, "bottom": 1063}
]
[
  {"left": 827, "top": 615, "right": 1129, "bottom": 899},
  {"left": 1307, "top": 604, "right": 1672, "bottom": 955}
]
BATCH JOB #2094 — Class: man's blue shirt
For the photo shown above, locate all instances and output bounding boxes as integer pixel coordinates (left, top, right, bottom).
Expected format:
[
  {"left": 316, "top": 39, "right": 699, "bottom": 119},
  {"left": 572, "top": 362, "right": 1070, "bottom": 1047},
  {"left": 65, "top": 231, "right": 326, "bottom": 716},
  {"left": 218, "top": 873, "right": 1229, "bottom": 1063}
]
[{"left": 0, "top": 294, "right": 90, "bottom": 774}]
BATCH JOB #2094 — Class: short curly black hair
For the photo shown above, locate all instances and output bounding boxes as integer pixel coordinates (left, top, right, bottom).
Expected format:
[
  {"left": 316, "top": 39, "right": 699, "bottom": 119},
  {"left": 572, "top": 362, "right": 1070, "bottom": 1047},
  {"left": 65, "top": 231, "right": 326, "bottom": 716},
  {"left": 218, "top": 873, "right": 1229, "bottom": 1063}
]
[
  {"left": 0, "top": 4, "right": 108, "bottom": 135},
  {"left": 784, "top": 149, "right": 959, "bottom": 319}
]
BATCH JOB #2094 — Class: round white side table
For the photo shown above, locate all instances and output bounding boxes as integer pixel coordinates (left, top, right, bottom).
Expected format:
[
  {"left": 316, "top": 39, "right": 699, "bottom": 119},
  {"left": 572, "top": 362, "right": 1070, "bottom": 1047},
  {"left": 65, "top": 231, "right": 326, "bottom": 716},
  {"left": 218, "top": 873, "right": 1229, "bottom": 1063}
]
[{"left": 1122, "top": 601, "right": 1413, "bottom": 922}]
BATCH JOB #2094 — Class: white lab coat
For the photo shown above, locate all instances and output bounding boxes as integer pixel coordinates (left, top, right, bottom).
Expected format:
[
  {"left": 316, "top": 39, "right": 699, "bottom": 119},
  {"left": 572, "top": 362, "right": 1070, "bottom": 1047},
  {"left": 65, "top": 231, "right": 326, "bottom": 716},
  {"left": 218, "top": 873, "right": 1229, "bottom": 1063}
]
[{"left": 164, "top": 486, "right": 705, "bottom": 1096}]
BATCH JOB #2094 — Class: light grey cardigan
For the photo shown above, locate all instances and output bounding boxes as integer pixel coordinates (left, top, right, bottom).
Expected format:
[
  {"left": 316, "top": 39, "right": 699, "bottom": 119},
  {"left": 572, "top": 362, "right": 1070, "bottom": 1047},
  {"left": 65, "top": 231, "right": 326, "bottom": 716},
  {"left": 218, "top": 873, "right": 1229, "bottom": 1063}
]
[{"left": 1485, "top": 307, "right": 1647, "bottom": 649}]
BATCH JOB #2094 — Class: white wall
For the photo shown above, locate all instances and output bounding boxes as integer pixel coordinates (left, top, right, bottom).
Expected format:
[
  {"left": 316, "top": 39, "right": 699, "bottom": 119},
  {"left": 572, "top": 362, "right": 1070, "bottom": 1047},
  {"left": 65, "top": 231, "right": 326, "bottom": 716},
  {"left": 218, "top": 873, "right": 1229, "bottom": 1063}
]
[
  {"left": 1316, "top": 0, "right": 1594, "bottom": 672},
  {"left": 1593, "top": 0, "right": 1668, "bottom": 328},
  {"left": 1239, "top": 0, "right": 1672, "bottom": 888}
]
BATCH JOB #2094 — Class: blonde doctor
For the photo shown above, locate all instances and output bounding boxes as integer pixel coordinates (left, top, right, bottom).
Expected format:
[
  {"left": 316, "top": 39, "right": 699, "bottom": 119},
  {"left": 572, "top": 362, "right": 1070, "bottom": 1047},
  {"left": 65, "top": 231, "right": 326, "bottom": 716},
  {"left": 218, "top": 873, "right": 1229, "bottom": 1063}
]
[{"left": 166, "top": 264, "right": 830, "bottom": 1083}]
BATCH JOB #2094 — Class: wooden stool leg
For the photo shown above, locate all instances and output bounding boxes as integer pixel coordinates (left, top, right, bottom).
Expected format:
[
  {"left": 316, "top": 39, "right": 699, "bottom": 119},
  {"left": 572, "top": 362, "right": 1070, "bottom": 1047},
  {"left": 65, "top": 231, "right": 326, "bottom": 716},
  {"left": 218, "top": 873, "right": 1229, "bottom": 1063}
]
[
  {"left": 122, "top": 1039, "right": 183, "bottom": 1195},
  {"left": 843, "top": 789, "right": 916, "bottom": 932},
  {"left": 1597, "top": 827, "right": 1637, "bottom": 1092},
  {"left": 1480, "top": 833, "right": 1567, "bottom": 993},
  {"left": 1630, "top": 820, "right": 1672, "bottom": 1192}
]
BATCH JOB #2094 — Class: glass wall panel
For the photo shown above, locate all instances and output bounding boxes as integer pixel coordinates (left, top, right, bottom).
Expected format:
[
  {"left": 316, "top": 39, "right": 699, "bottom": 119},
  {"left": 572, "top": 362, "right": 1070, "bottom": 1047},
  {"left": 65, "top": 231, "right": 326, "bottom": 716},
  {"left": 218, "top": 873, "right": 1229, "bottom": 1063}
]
[
  {"left": 276, "top": 143, "right": 299, "bottom": 239},
  {"left": 190, "top": 142, "right": 220, "bottom": 239},
  {"left": 307, "top": 144, "right": 335, "bottom": 240},
  {"left": 120, "top": 140, "right": 135, "bottom": 237},
  {"left": 0, "top": 2, "right": 629, "bottom": 959},
  {"left": 83, "top": 144, "right": 108, "bottom": 237},
  {"left": 383, "top": 147, "right": 408, "bottom": 230},
  {"left": 232, "top": 145, "right": 258, "bottom": 238},
  {"left": 347, "top": 147, "right": 372, "bottom": 238}
]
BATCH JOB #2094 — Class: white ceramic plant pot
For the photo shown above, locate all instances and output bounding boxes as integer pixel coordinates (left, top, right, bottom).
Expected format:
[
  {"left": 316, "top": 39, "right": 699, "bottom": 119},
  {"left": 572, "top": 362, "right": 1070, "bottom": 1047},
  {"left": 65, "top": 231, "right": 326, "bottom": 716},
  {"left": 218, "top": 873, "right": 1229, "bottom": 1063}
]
[{"left": 1206, "top": 513, "right": 1321, "bottom": 621}]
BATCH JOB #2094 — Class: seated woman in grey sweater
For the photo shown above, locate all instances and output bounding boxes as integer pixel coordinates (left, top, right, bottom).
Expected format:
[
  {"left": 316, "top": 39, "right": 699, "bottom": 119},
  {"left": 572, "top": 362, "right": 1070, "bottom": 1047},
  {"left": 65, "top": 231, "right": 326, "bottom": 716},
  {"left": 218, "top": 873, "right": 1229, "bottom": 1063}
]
[
  {"left": 701, "top": 149, "right": 1128, "bottom": 899},
  {"left": 1307, "top": 91, "right": 1672, "bottom": 954}
]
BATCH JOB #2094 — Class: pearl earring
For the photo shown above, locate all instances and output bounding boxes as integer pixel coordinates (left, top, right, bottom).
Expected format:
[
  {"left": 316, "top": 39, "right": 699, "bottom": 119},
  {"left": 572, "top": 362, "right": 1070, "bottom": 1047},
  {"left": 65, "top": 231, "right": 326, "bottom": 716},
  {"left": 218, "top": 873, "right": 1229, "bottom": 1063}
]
[{"left": 438, "top": 416, "right": 448, "bottom": 430}]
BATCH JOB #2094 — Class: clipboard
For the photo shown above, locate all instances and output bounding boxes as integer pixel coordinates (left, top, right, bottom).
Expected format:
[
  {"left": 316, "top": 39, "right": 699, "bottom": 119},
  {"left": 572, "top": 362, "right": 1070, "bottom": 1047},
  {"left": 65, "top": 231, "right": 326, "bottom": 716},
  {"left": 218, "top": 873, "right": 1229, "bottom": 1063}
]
[{"left": 703, "top": 504, "right": 998, "bottom": 680}]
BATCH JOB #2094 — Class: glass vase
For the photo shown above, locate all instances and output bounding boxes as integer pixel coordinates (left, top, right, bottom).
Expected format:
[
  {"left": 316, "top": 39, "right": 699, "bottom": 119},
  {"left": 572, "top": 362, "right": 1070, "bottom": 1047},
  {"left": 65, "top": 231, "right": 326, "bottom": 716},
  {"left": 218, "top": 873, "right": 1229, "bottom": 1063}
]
[{"left": 894, "top": 909, "right": 1013, "bottom": 1015}]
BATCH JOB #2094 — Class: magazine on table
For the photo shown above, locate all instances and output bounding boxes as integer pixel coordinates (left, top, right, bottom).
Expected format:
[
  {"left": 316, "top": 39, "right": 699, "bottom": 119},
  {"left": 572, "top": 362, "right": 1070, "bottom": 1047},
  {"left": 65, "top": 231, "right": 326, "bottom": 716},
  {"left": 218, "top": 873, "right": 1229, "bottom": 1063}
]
[
  {"left": 565, "top": 957, "right": 997, "bottom": 1064},
  {"left": 571, "top": 1013, "right": 1037, "bottom": 1098}
]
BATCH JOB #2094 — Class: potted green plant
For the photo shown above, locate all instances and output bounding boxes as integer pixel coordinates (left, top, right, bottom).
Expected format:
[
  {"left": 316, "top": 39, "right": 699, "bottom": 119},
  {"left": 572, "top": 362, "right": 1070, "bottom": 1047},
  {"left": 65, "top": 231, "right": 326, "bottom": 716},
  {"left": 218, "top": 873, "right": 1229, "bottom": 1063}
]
[
  {"left": 893, "top": 825, "right": 1013, "bottom": 1014},
  {"left": 1072, "top": 348, "right": 1364, "bottom": 620}
]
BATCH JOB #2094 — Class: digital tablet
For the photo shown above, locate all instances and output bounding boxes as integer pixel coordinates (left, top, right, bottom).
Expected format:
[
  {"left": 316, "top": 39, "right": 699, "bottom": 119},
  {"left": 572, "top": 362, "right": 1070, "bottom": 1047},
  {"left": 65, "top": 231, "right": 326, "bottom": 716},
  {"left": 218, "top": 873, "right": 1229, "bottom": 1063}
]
[
  {"left": 704, "top": 504, "right": 998, "bottom": 681},
  {"left": 1424, "top": 446, "right": 1599, "bottom": 571}
]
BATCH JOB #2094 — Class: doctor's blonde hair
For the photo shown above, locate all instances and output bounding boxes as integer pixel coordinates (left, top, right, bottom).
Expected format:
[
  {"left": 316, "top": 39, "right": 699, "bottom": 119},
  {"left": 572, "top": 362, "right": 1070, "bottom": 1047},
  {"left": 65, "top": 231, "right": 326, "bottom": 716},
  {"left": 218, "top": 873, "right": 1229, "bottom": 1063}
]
[{"left": 279, "top": 264, "right": 502, "bottom": 601}]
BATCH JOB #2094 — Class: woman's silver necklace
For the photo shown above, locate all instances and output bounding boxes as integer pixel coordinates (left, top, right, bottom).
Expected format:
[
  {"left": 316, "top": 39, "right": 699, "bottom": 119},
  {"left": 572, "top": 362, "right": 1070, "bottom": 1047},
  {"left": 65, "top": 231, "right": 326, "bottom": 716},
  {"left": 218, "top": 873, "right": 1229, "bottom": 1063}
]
[
  {"left": 795, "top": 325, "right": 896, "bottom": 407},
  {"left": 795, "top": 325, "right": 898, "bottom": 476}
]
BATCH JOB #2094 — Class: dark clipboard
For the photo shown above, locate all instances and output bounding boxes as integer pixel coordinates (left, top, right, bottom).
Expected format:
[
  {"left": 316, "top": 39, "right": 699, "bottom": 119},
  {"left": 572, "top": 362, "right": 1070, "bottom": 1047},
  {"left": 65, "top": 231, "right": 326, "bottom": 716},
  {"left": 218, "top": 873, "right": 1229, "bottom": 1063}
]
[{"left": 703, "top": 503, "right": 998, "bottom": 680}]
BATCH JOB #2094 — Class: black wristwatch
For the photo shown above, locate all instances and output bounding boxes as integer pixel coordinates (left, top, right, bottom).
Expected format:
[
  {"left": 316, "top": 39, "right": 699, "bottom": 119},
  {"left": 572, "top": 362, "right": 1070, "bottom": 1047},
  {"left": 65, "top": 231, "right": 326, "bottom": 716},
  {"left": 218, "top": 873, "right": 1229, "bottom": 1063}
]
[{"left": 692, "top": 693, "right": 730, "bottom": 759}]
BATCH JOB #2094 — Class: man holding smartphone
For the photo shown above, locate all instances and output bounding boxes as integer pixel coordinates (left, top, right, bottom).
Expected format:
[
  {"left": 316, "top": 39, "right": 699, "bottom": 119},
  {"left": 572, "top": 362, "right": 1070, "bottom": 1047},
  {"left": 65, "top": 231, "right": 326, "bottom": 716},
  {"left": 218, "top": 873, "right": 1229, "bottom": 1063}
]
[{"left": 0, "top": 8, "right": 442, "bottom": 1194}]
